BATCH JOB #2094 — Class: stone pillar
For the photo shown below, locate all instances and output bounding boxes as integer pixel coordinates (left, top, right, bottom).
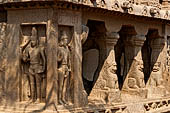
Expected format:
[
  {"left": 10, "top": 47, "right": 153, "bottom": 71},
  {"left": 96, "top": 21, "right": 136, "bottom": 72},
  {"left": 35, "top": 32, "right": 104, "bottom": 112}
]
[
  {"left": 92, "top": 34, "right": 107, "bottom": 85},
  {"left": 5, "top": 24, "right": 20, "bottom": 104},
  {"left": 147, "top": 37, "right": 166, "bottom": 98},
  {"left": 46, "top": 9, "right": 58, "bottom": 106},
  {"left": 89, "top": 32, "right": 121, "bottom": 104},
  {"left": 105, "top": 32, "right": 120, "bottom": 56},
  {"left": 122, "top": 34, "right": 147, "bottom": 98},
  {"left": 0, "top": 23, "right": 6, "bottom": 104}
]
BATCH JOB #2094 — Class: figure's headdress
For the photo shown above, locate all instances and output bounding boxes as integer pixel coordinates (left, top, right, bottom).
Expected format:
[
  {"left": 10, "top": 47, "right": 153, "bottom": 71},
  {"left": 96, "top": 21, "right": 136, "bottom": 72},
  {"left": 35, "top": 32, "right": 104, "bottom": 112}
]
[
  {"left": 60, "top": 31, "right": 68, "bottom": 40},
  {"left": 31, "top": 27, "right": 38, "bottom": 40}
]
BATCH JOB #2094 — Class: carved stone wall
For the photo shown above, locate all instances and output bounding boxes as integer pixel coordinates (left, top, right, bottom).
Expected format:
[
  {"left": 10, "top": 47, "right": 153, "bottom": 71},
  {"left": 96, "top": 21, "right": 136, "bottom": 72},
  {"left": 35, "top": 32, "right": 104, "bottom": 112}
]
[
  {"left": 146, "top": 33, "right": 166, "bottom": 98},
  {"left": 1, "top": 2, "right": 170, "bottom": 113},
  {"left": 122, "top": 34, "right": 147, "bottom": 98},
  {"left": 0, "top": 23, "right": 7, "bottom": 103},
  {"left": 88, "top": 32, "right": 121, "bottom": 104},
  {"left": 19, "top": 24, "right": 47, "bottom": 102}
]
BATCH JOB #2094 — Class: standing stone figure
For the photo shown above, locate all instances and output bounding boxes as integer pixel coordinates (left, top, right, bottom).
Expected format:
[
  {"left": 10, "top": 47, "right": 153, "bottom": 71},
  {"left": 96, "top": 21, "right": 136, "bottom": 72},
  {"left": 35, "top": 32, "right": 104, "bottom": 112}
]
[
  {"left": 57, "top": 31, "right": 71, "bottom": 105},
  {"left": 23, "top": 27, "right": 46, "bottom": 103}
]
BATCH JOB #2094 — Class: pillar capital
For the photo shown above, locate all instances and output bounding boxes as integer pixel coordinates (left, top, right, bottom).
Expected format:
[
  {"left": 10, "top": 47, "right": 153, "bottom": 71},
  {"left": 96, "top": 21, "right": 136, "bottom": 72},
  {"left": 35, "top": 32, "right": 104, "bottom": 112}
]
[
  {"left": 133, "top": 34, "right": 146, "bottom": 46},
  {"left": 105, "top": 32, "right": 120, "bottom": 46},
  {"left": 124, "top": 34, "right": 146, "bottom": 47},
  {"left": 150, "top": 37, "right": 165, "bottom": 49}
]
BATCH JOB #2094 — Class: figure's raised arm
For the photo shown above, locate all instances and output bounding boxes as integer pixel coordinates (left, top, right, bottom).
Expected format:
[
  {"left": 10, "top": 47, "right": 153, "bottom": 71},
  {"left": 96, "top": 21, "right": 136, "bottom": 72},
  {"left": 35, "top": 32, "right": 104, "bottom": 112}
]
[{"left": 81, "top": 25, "right": 89, "bottom": 44}]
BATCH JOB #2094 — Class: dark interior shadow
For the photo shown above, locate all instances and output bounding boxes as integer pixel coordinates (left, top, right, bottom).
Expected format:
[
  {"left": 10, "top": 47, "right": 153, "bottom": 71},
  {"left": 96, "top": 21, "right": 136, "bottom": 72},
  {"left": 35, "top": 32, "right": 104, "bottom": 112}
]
[
  {"left": 114, "top": 33, "right": 125, "bottom": 89},
  {"left": 82, "top": 20, "right": 107, "bottom": 95}
]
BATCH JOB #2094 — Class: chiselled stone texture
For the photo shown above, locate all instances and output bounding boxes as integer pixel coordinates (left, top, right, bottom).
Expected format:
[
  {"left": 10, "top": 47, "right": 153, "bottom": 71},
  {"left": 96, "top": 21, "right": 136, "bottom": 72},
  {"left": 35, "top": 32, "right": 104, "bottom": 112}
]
[
  {"left": 0, "top": 0, "right": 170, "bottom": 20},
  {"left": 1, "top": 0, "right": 170, "bottom": 112}
]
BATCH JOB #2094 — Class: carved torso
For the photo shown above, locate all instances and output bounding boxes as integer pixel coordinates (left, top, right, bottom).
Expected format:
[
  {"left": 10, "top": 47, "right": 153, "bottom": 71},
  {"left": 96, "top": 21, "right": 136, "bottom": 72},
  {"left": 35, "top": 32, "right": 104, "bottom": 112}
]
[
  {"left": 58, "top": 46, "right": 70, "bottom": 66},
  {"left": 28, "top": 47, "right": 41, "bottom": 65},
  {"left": 57, "top": 45, "right": 71, "bottom": 77},
  {"left": 27, "top": 46, "right": 44, "bottom": 75}
]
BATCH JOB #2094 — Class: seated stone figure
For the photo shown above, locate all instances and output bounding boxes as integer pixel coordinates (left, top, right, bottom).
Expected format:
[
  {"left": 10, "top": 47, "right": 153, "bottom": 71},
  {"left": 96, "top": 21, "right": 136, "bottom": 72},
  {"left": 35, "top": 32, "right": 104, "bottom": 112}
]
[
  {"left": 103, "top": 60, "right": 119, "bottom": 90},
  {"left": 128, "top": 59, "right": 145, "bottom": 89},
  {"left": 89, "top": 50, "right": 121, "bottom": 104},
  {"left": 149, "top": 62, "right": 163, "bottom": 87}
]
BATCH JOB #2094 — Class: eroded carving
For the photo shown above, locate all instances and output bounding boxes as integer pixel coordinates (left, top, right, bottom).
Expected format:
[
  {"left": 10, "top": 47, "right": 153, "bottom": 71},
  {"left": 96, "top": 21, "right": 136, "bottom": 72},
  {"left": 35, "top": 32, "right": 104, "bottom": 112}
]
[
  {"left": 142, "top": 6, "right": 148, "bottom": 16},
  {"left": 150, "top": 7, "right": 160, "bottom": 17},
  {"left": 88, "top": 32, "right": 121, "bottom": 104},
  {"left": 21, "top": 27, "right": 46, "bottom": 103},
  {"left": 121, "top": 1, "right": 134, "bottom": 13},
  {"left": 149, "top": 62, "right": 163, "bottom": 87},
  {"left": 89, "top": 50, "right": 121, "bottom": 104},
  {"left": 0, "top": 23, "right": 6, "bottom": 97},
  {"left": 146, "top": 37, "right": 166, "bottom": 98},
  {"left": 57, "top": 31, "right": 71, "bottom": 105},
  {"left": 141, "top": 0, "right": 161, "bottom": 8},
  {"left": 112, "top": 0, "right": 120, "bottom": 10},
  {"left": 122, "top": 34, "right": 147, "bottom": 98},
  {"left": 128, "top": 58, "right": 145, "bottom": 89}
]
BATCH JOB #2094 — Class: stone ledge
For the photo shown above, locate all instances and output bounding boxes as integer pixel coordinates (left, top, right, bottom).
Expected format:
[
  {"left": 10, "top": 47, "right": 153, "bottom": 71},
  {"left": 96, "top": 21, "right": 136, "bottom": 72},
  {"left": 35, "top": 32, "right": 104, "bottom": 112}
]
[{"left": 0, "top": 0, "right": 170, "bottom": 22}]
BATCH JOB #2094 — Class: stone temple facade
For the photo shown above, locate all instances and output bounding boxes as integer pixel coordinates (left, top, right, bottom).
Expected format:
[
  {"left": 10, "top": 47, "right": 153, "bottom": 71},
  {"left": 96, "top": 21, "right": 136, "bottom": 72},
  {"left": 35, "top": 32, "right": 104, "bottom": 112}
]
[{"left": 1, "top": 0, "right": 170, "bottom": 113}]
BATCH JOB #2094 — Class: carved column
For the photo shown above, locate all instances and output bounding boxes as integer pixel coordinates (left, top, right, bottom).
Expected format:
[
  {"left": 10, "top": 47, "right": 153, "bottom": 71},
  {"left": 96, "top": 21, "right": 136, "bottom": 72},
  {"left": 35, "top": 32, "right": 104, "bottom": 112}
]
[
  {"left": 46, "top": 9, "right": 58, "bottom": 105},
  {"left": 147, "top": 37, "right": 166, "bottom": 98},
  {"left": 92, "top": 33, "right": 107, "bottom": 85},
  {"left": 89, "top": 32, "right": 121, "bottom": 104},
  {"left": 93, "top": 33, "right": 118, "bottom": 85},
  {"left": 105, "top": 32, "right": 120, "bottom": 56},
  {"left": 122, "top": 34, "right": 147, "bottom": 98}
]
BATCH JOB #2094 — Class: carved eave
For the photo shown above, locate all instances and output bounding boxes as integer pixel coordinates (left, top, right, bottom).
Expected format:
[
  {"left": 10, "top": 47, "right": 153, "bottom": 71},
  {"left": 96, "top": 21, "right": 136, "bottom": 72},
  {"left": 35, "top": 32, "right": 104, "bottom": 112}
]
[
  {"left": 1, "top": 1, "right": 170, "bottom": 24},
  {"left": 1, "top": 1, "right": 82, "bottom": 10}
]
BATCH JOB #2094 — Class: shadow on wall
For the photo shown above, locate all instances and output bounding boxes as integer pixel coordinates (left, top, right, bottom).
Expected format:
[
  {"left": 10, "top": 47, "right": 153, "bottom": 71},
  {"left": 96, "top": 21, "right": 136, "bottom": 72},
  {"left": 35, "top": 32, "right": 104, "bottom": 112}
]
[{"left": 82, "top": 20, "right": 106, "bottom": 95}]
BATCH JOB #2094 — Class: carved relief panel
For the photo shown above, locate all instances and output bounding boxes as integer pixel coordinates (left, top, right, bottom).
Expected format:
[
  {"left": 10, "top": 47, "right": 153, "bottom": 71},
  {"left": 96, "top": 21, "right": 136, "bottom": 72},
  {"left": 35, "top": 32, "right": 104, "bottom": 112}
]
[
  {"left": 115, "top": 26, "right": 147, "bottom": 99},
  {"left": 145, "top": 33, "right": 166, "bottom": 98},
  {"left": 122, "top": 34, "right": 147, "bottom": 99},
  {"left": 140, "top": 0, "right": 160, "bottom": 6},
  {"left": 148, "top": 38, "right": 165, "bottom": 88},
  {"left": 88, "top": 32, "right": 121, "bottom": 104},
  {"left": 19, "top": 24, "right": 47, "bottom": 103},
  {"left": 57, "top": 10, "right": 89, "bottom": 107},
  {"left": 0, "top": 23, "right": 7, "bottom": 100},
  {"left": 57, "top": 25, "right": 73, "bottom": 105}
]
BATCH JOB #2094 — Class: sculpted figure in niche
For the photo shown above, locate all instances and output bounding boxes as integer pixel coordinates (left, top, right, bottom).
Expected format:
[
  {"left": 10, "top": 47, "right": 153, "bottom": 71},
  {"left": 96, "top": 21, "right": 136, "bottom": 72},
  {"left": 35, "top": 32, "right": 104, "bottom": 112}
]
[
  {"left": 57, "top": 31, "right": 71, "bottom": 105},
  {"left": 22, "top": 27, "right": 46, "bottom": 103},
  {"left": 128, "top": 59, "right": 145, "bottom": 89},
  {"left": 104, "top": 59, "right": 119, "bottom": 90},
  {"left": 20, "top": 36, "right": 31, "bottom": 101},
  {"left": 149, "top": 62, "right": 163, "bottom": 87},
  {"left": 89, "top": 50, "right": 121, "bottom": 104},
  {"left": 95, "top": 50, "right": 119, "bottom": 90}
]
